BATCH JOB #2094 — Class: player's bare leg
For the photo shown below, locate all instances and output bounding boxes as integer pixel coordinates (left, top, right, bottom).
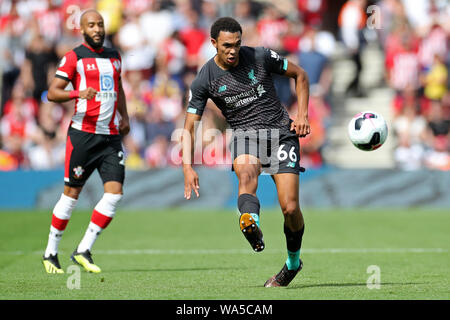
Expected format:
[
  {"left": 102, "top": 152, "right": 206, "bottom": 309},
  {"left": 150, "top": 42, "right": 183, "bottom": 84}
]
[
  {"left": 264, "top": 173, "right": 305, "bottom": 287},
  {"left": 43, "top": 185, "right": 82, "bottom": 274},
  {"left": 72, "top": 181, "right": 123, "bottom": 273},
  {"left": 234, "top": 155, "right": 265, "bottom": 252}
]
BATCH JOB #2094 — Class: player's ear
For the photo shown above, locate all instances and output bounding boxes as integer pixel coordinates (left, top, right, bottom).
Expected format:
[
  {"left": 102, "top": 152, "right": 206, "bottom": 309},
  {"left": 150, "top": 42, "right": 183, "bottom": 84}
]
[{"left": 211, "top": 37, "right": 218, "bottom": 50}]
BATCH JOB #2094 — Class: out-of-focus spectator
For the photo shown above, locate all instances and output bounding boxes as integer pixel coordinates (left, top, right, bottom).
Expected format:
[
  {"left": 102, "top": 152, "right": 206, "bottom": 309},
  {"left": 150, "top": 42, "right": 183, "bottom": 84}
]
[
  {"left": 145, "top": 135, "right": 169, "bottom": 168},
  {"left": 234, "top": 0, "right": 258, "bottom": 28},
  {"left": 384, "top": 24, "right": 420, "bottom": 93},
  {"left": 97, "top": 0, "right": 123, "bottom": 37},
  {"left": 418, "top": 22, "right": 447, "bottom": 72},
  {"left": 150, "top": 67, "right": 183, "bottom": 123},
  {"left": 423, "top": 135, "right": 450, "bottom": 170},
  {"left": 281, "top": 18, "right": 303, "bottom": 54},
  {"left": 22, "top": 34, "right": 58, "bottom": 103},
  {"left": 256, "top": 3, "right": 288, "bottom": 51},
  {"left": 424, "top": 100, "right": 450, "bottom": 145},
  {"left": 297, "top": 0, "right": 327, "bottom": 27},
  {"left": 393, "top": 104, "right": 427, "bottom": 146},
  {"left": 378, "top": 0, "right": 405, "bottom": 47},
  {"left": 423, "top": 54, "right": 448, "bottom": 102},
  {"left": 0, "top": 0, "right": 29, "bottom": 110},
  {"left": 288, "top": 89, "right": 330, "bottom": 168},
  {"left": 159, "top": 31, "right": 186, "bottom": 77},
  {"left": 338, "top": 0, "right": 367, "bottom": 97},
  {"left": 32, "top": 0, "right": 64, "bottom": 45},
  {"left": 394, "top": 133, "right": 425, "bottom": 170},
  {"left": 298, "top": 27, "right": 333, "bottom": 101},
  {"left": 422, "top": 94, "right": 450, "bottom": 171},
  {"left": 216, "top": 0, "right": 234, "bottom": 18},
  {"left": 0, "top": 85, "right": 40, "bottom": 168},
  {"left": 28, "top": 100, "right": 66, "bottom": 169},
  {"left": 0, "top": 149, "right": 19, "bottom": 171},
  {"left": 199, "top": 0, "right": 218, "bottom": 30},
  {"left": 121, "top": 70, "right": 151, "bottom": 167},
  {"left": 178, "top": 9, "right": 207, "bottom": 71},
  {"left": 3, "top": 81, "right": 39, "bottom": 119},
  {"left": 117, "top": 10, "right": 155, "bottom": 72},
  {"left": 400, "top": 0, "right": 448, "bottom": 37},
  {"left": 140, "top": 0, "right": 175, "bottom": 49}
]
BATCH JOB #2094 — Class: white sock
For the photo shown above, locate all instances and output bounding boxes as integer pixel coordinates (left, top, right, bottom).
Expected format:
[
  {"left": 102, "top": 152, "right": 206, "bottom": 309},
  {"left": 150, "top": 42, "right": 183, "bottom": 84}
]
[
  {"left": 77, "top": 222, "right": 103, "bottom": 253},
  {"left": 44, "top": 193, "right": 77, "bottom": 257},
  {"left": 77, "top": 193, "right": 122, "bottom": 253}
]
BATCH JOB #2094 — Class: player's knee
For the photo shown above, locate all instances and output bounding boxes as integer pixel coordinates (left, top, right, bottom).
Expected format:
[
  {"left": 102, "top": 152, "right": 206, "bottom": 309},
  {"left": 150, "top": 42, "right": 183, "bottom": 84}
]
[
  {"left": 238, "top": 170, "right": 258, "bottom": 188},
  {"left": 281, "top": 200, "right": 299, "bottom": 217},
  {"left": 95, "top": 193, "right": 123, "bottom": 218},
  {"left": 64, "top": 186, "right": 82, "bottom": 199}
]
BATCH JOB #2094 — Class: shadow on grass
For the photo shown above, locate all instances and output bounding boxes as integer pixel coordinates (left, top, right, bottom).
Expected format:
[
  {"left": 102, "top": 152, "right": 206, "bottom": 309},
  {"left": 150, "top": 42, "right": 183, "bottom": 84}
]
[{"left": 287, "top": 282, "right": 423, "bottom": 289}]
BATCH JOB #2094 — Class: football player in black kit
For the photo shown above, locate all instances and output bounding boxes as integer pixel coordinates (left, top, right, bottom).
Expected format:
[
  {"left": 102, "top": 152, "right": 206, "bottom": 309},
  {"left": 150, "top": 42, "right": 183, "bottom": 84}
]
[{"left": 182, "top": 17, "right": 310, "bottom": 287}]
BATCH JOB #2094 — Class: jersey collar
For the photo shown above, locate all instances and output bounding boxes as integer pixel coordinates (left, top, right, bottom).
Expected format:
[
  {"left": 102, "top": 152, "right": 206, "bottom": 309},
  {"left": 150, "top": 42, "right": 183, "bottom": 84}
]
[{"left": 82, "top": 43, "right": 104, "bottom": 53}]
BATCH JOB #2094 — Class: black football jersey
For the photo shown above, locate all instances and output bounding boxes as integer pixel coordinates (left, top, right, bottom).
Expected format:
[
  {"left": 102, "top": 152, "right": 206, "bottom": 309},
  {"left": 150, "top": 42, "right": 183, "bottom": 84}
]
[{"left": 187, "top": 46, "right": 294, "bottom": 136}]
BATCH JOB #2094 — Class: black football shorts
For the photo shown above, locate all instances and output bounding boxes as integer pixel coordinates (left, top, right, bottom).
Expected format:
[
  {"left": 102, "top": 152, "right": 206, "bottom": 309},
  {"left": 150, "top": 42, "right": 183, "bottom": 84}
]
[
  {"left": 64, "top": 127, "right": 125, "bottom": 187},
  {"left": 230, "top": 128, "right": 301, "bottom": 175}
]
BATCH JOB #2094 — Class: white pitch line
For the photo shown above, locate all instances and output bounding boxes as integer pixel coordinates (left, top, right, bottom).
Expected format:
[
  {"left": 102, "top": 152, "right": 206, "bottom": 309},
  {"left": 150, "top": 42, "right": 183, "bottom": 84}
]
[{"left": 1, "top": 248, "right": 448, "bottom": 255}]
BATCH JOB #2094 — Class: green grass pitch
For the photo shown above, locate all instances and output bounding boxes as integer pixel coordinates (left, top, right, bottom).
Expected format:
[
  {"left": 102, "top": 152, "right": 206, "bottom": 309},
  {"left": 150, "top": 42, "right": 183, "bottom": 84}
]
[{"left": 0, "top": 208, "right": 448, "bottom": 300}]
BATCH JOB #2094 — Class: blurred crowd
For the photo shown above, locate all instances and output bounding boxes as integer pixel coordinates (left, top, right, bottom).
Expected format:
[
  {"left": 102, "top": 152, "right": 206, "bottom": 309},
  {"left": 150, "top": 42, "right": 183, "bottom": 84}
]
[
  {"left": 0, "top": 0, "right": 448, "bottom": 171},
  {"left": 376, "top": 0, "right": 450, "bottom": 171}
]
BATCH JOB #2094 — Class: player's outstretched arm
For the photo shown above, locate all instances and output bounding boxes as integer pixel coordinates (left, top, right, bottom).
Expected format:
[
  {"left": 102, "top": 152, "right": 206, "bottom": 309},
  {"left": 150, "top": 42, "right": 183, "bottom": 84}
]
[
  {"left": 284, "top": 62, "right": 311, "bottom": 138},
  {"left": 47, "top": 77, "right": 97, "bottom": 103},
  {"left": 182, "top": 112, "right": 202, "bottom": 200}
]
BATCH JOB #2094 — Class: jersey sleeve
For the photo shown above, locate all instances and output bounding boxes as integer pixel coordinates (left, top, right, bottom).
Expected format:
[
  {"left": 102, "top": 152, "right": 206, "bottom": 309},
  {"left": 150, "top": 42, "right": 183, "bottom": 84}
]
[
  {"left": 55, "top": 50, "right": 77, "bottom": 82},
  {"left": 257, "top": 47, "right": 288, "bottom": 75},
  {"left": 116, "top": 51, "right": 122, "bottom": 80},
  {"left": 186, "top": 74, "right": 209, "bottom": 116}
]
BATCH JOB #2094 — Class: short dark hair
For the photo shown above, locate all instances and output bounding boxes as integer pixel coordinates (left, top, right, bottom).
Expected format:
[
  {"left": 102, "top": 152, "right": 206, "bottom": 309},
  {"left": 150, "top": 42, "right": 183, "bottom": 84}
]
[{"left": 210, "top": 17, "right": 242, "bottom": 40}]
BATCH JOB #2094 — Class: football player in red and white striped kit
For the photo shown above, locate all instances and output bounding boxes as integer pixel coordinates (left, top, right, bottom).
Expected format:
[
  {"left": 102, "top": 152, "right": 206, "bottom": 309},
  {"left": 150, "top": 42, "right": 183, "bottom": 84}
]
[{"left": 42, "top": 10, "right": 130, "bottom": 274}]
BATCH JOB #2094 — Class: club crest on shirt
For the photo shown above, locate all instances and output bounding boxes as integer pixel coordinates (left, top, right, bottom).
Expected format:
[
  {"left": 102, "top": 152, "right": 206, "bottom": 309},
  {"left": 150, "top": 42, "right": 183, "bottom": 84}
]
[
  {"left": 113, "top": 60, "right": 121, "bottom": 72},
  {"left": 248, "top": 69, "right": 258, "bottom": 86},
  {"left": 73, "top": 166, "right": 84, "bottom": 179}
]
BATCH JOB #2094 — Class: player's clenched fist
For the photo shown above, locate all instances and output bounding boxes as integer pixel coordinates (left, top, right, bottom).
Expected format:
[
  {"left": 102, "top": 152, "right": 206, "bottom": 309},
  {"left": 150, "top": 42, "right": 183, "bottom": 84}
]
[{"left": 79, "top": 87, "right": 97, "bottom": 100}]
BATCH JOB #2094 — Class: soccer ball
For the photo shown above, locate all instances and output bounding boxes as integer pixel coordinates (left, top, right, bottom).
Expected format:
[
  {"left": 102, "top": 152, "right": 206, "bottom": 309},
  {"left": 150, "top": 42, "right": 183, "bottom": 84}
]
[{"left": 347, "top": 111, "right": 388, "bottom": 151}]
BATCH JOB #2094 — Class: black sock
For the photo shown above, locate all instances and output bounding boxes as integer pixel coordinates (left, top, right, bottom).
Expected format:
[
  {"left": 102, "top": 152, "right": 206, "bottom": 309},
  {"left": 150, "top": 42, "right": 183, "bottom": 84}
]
[
  {"left": 237, "top": 194, "right": 260, "bottom": 216},
  {"left": 284, "top": 224, "right": 304, "bottom": 270},
  {"left": 284, "top": 224, "right": 305, "bottom": 253}
]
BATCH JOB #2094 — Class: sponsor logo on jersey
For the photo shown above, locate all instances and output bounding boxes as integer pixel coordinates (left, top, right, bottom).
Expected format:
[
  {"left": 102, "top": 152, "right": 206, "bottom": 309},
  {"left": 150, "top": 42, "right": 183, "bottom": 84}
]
[
  {"left": 287, "top": 161, "right": 295, "bottom": 168},
  {"left": 86, "top": 63, "right": 97, "bottom": 71},
  {"left": 100, "top": 74, "right": 114, "bottom": 91},
  {"left": 218, "top": 85, "right": 227, "bottom": 93},
  {"left": 270, "top": 50, "right": 280, "bottom": 60},
  {"left": 257, "top": 84, "right": 266, "bottom": 97}
]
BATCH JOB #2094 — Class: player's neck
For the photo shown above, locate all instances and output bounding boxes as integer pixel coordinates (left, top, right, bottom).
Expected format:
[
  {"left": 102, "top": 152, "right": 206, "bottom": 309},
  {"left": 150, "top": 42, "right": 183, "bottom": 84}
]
[{"left": 82, "top": 42, "right": 104, "bottom": 53}]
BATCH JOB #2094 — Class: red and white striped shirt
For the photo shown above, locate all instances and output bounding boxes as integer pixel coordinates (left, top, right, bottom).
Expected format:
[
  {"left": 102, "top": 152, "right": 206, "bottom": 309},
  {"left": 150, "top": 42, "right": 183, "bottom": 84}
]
[{"left": 55, "top": 44, "right": 122, "bottom": 135}]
